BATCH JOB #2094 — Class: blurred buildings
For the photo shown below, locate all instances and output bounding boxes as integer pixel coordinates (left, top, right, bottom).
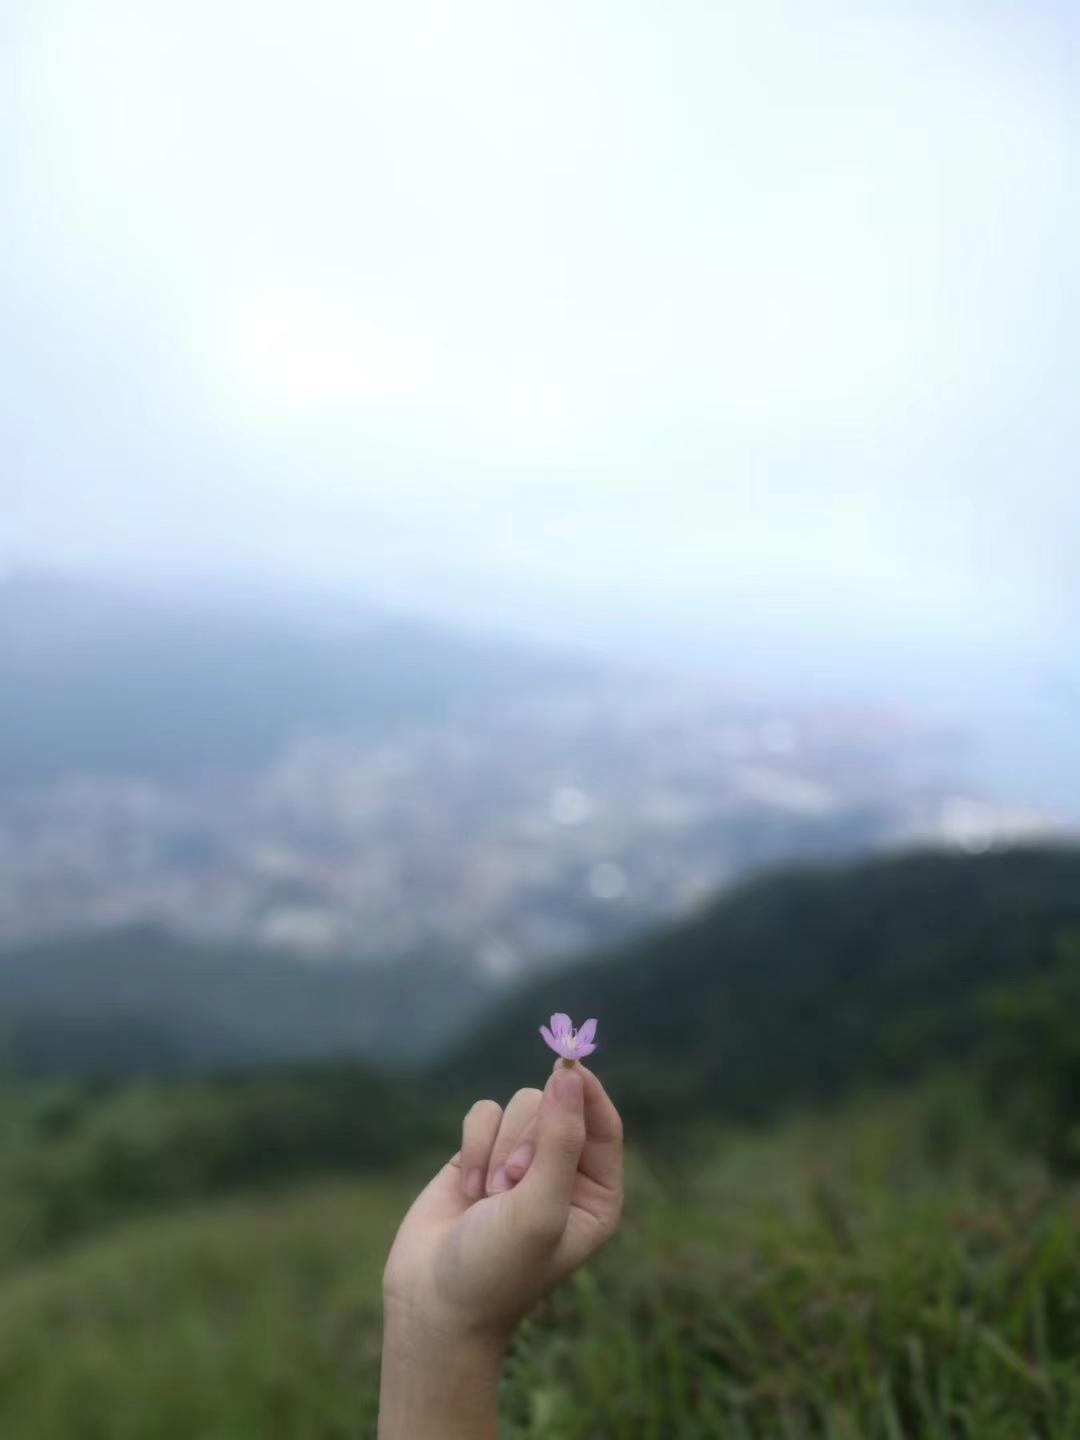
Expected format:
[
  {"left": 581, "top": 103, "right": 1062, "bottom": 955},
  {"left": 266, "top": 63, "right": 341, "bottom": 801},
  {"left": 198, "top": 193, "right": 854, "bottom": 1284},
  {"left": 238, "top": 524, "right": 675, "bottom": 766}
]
[{"left": 0, "top": 678, "right": 1054, "bottom": 972}]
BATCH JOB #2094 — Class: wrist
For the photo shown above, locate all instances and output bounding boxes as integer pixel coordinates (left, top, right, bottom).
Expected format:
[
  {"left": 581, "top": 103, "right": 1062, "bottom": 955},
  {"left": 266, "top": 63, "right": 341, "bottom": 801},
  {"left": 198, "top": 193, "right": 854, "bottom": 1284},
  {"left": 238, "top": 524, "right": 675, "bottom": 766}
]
[
  {"left": 379, "top": 1296, "right": 507, "bottom": 1440},
  {"left": 382, "top": 1297, "right": 509, "bottom": 1365}
]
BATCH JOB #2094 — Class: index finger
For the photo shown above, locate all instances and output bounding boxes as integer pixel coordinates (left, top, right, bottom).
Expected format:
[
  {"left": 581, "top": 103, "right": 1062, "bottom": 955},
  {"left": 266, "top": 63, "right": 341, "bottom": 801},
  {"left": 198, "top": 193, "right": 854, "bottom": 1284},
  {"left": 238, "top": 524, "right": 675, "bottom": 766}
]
[{"left": 578, "top": 1064, "right": 623, "bottom": 1192}]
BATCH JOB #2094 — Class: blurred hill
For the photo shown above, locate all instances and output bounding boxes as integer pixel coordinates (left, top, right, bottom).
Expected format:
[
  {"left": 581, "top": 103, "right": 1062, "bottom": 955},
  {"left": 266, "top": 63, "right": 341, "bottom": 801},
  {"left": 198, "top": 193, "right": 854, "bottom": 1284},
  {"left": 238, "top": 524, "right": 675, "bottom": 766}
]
[
  {"left": 440, "top": 846, "right": 1080, "bottom": 1147},
  {"left": 0, "top": 927, "right": 488, "bottom": 1078},
  {"left": 0, "top": 571, "right": 581, "bottom": 784},
  {"left": 3, "top": 849, "right": 1078, "bottom": 1130},
  {"left": 0, "top": 849, "right": 1075, "bottom": 1220}
]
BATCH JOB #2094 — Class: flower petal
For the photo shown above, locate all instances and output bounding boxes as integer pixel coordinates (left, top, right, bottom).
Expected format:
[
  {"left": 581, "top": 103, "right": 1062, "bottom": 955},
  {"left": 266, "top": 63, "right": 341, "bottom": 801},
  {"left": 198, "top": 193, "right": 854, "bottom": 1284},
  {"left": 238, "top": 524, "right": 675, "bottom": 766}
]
[
  {"left": 576, "top": 1041, "right": 598, "bottom": 1058},
  {"left": 576, "top": 1018, "right": 597, "bottom": 1046},
  {"left": 550, "top": 1013, "right": 572, "bottom": 1038},
  {"left": 540, "top": 1025, "right": 560, "bottom": 1053}
]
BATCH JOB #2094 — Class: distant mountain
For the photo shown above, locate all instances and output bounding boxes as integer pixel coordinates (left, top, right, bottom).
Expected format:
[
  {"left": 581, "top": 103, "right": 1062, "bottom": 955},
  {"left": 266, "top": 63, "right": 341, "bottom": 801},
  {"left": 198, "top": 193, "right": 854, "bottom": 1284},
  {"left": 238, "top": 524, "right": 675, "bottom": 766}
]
[
  {"left": 0, "top": 926, "right": 489, "bottom": 1079},
  {"left": 437, "top": 846, "right": 1080, "bottom": 1126},
  {"left": 0, "top": 572, "right": 582, "bottom": 783}
]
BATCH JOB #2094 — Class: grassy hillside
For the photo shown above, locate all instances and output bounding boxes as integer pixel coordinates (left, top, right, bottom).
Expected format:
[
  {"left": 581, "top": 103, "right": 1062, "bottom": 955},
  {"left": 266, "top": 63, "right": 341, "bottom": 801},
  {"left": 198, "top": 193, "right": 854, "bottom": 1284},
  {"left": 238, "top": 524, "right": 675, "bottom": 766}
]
[
  {"left": 440, "top": 848, "right": 1080, "bottom": 1146},
  {"left": 0, "top": 1063, "right": 448, "bottom": 1266},
  {"left": 0, "top": 1081, "right": 1075, "bottom": 1439},
  {"left": 0, "top": 848, "right": 1078, "bottom": 1435}
]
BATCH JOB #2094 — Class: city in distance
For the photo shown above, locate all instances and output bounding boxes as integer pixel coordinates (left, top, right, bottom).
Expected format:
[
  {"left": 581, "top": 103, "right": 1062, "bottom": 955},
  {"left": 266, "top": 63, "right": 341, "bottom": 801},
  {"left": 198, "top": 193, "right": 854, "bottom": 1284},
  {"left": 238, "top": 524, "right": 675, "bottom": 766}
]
[{"left": 0, "top": 572, "right": 1055, "bottom": 995}]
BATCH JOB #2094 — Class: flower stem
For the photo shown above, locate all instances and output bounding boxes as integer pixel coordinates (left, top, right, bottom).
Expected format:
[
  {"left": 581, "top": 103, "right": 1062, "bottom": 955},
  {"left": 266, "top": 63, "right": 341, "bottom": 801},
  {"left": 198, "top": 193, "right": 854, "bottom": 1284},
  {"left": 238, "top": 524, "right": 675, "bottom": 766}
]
[{"left": 560, "top": 1058, "right": 577, "bottom": 1069}]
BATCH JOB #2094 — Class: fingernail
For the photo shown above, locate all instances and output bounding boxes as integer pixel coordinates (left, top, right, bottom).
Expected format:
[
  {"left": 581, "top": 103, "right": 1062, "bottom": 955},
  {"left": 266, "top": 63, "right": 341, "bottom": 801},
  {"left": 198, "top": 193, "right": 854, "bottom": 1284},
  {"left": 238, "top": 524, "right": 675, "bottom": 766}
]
[
  {"left": 487, "top": 1165, "right": 511, "bottom": 1194},
  {"left": 464, "top": 1167, "right": 483, "bottom": 1199},
  {"left": 554, "top": 1067, "right": 582, "bottom": 1104},
  {"left": 505, "top": 1141, "right": 534, "bottom": 1178}
]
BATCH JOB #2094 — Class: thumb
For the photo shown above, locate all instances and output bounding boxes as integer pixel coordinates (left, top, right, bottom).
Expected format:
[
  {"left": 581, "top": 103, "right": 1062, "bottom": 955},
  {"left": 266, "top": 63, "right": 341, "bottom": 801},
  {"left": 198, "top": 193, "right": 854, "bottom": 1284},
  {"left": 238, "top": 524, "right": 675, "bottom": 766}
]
[{"left": 509, "top": 1065, "right": 585, "bottom": 1246}]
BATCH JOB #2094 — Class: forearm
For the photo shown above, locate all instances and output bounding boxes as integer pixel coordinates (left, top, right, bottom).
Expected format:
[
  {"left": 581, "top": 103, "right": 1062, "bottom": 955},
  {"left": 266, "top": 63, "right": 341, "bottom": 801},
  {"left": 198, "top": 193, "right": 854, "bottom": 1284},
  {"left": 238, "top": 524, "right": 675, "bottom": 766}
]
[{"left": 378, "top": 1303, "right": 505, "bottom": 1440}]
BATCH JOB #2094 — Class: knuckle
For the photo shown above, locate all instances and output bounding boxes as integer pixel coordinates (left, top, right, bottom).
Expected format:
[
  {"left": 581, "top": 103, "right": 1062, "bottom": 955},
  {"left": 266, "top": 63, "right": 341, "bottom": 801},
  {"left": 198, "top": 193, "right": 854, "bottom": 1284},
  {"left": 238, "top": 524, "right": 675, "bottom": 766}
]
[
  {"left": 465, "top": 1098, "right": 501, "bottom": 1126},
  {"left": 510, "top": 1087, "right": 543, "bottom": 1109}
]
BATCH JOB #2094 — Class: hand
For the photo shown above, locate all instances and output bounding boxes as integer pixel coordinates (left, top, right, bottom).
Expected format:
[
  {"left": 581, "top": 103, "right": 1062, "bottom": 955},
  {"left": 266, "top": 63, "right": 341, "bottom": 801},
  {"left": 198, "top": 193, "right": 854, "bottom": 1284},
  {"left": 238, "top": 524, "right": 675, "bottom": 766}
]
[
  {"left": 385, "top": 1060, "right": 623, "bottom": 1340},
  {"left": 378, "top": 1063, "right": 623, "bottom": 1439}
]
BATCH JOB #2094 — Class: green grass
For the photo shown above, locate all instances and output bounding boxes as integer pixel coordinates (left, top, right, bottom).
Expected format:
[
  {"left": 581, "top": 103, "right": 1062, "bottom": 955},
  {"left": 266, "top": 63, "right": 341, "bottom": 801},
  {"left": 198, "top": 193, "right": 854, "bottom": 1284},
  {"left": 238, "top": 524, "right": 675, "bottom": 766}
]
[
  {"left": 0, "top": 1067, "right": 442, "bottom": 1268},
  {"left": 507, "top": 1087, "right": 1080, "bottom": 1438},
  {"left": 0, "top": 1180, "right": 407, "bottom": 1440},
  {"left": 0, "top": 1082, "right": 1076, "bottom": 1438}
]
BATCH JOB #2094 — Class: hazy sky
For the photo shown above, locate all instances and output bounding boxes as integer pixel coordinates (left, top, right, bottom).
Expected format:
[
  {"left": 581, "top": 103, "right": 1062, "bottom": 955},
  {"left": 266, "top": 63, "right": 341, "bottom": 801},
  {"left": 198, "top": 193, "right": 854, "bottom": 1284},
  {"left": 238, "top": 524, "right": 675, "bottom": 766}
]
[{"left": 5, "top": 0, "right": 1077, "bottom": 651}]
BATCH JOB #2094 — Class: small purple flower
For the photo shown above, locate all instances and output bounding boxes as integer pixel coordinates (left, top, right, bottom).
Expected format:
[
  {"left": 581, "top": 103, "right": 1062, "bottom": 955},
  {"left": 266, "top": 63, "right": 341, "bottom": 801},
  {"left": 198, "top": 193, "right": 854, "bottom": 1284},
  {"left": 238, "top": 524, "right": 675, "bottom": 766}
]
[{"left": 540, "top": 1012, "right": 598, "bottom": 1062}]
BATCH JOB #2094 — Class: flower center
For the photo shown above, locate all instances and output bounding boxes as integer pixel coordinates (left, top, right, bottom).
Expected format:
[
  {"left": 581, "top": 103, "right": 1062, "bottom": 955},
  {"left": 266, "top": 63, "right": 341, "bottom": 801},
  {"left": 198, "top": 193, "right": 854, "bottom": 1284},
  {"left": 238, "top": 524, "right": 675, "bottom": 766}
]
[{"left": 564, "top": 1031, "right": 578, "bottom": 1049}]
